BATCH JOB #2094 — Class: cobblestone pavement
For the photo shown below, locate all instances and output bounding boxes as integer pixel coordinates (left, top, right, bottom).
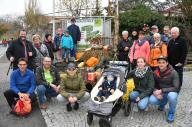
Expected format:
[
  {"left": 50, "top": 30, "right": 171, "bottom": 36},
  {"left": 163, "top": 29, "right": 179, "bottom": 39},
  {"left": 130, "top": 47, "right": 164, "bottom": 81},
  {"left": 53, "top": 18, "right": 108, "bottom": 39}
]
[{"left": 41, "top": 72, "right": 192, "bottom": 127}]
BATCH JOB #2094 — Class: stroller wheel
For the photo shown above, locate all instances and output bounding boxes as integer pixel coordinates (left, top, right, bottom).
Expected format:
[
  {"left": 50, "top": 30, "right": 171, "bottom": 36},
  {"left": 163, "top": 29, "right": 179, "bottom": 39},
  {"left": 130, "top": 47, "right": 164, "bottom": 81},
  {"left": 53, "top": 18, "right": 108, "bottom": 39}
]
[
  {"left": 124, "top": 101, "right": 131, "bottom": 116},
  {"left": 87, "top": 113, "right": 93, "bottom": 125},
  {"left": 99, "top": 117, "right": 112, "bottom": 127}
]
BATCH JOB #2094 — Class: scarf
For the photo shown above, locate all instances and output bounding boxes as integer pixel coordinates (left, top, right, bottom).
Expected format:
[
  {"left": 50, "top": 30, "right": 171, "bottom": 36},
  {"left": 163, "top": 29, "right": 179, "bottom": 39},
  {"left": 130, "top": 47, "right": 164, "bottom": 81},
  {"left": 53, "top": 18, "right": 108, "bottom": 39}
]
[
  {"left": 138, "top": 39, "right": 146, "bottom": 46},
  {"left": 34, "top": 43, "right": 41, "bottom": 49},
  {"left": 135, "top": 66, "right": 149, "bottom": 78}
]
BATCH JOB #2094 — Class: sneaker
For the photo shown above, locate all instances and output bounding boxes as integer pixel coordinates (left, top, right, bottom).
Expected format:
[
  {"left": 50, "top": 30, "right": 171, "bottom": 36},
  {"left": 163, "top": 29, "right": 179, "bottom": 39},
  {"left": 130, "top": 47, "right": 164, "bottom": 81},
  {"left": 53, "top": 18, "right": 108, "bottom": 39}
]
[
  {"left": 40, "top": 104, "right": 48, "bottom": 109},
  {"left": 66, "top": 103, "right": 72, "bottom": 111},
  {"left": 73, "top": 102, "right": 79, "bottom": 110},
  {"left": 167, "top": 113, "right": 175, "bottom": 123}
]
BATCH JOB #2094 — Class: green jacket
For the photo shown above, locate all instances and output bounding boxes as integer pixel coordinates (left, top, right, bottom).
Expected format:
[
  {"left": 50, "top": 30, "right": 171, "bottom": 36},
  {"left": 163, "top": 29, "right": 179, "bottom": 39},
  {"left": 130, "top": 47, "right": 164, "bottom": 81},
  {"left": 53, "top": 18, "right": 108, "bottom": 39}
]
[
  {"left": 126, "top": 68, "right": 155, "bottom": 99},
  {"left": 60, "top": 73, "right": 86, "bottom": 99}
]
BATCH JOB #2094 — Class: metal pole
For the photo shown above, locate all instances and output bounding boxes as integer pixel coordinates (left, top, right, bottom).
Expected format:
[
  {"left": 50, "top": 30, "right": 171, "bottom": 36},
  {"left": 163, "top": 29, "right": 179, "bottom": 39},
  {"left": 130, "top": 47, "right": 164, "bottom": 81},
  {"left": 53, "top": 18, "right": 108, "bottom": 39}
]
[{"left": 53, "top": 0, "right": 56, "bottom": 38}]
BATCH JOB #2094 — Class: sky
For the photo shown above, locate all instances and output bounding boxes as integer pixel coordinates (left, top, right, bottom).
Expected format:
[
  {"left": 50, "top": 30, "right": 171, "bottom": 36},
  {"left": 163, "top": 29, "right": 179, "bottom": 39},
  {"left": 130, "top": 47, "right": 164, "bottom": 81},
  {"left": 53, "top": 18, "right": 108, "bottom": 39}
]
[
  {"left": 0, "top": 0, "right": 53, "bottom": 16},
  {"left": 0, "top": 0, "right": 109, "bottom": 16},
  {"left": 0, "top": 0, "right": 166, "bottom": 17}
]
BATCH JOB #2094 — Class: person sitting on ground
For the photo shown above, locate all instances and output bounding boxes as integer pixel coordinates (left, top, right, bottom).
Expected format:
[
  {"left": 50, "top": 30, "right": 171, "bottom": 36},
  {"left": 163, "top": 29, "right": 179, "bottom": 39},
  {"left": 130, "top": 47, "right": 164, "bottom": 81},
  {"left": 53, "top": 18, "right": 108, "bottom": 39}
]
[
  {"left": 94, "top": 73, "right": 116, "bottom": 102},
  {"left": 57, "top": 62, "right": 90, "bottom": 111},
  {"left": 149, "top": 55, "right": 179, "bottom": 123},
  {"left": 126, "top": 57, "right": 155, "bottom": 111},
  {"left": 4, "top": 58, "right": 36, "bottom": 113},
  {"left": 36, "top": 57, "right": 61, "bottom": 109}
]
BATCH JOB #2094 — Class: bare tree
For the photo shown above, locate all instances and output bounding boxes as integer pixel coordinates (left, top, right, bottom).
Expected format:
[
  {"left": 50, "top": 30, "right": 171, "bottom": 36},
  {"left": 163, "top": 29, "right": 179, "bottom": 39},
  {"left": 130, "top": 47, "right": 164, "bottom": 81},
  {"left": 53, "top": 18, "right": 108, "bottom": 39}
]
[
  {"left": 56, "top": 0, "right": 102, "bottom": 16},
  {"left": 24, "top": 0, "right": 49, "bottom": 36}
]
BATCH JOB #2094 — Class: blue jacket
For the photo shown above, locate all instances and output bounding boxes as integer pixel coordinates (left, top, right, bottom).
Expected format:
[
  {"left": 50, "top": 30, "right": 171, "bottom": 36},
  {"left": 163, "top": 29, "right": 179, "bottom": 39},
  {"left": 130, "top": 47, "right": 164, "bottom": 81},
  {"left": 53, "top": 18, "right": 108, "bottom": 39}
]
[
  {"left": 10, "top": 69, "right": 36, "bottom": 95},
  {"left": 162, "top": 34, "right": 171, "bottom": 45},
  {"left": 61, "top": 34, "right": 74, "bottom": 49},
  {"left": 68, "top": 24, "right": 81, "bottom": 44}
]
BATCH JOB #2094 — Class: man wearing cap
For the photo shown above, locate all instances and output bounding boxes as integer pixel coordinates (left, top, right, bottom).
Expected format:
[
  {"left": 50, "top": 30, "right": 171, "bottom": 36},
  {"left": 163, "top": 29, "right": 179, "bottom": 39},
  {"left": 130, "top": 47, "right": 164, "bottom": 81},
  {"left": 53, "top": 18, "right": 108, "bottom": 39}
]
[
  {"left": 149, "top": 55, "right": 179, "bottom": 123},
  {"left": 57, "top": 62, "right": 90, "bottom": 111},
  {"left": 149, "top": 25, "right": 159, "bottom": 45},
  {"left": 143, "top": 24, "right": 150, "bottom": 41},
  {"left": 36, "top": 57, "right": 61, "bottom": 109},
  {"left": 168, "top": 27, "right": 188, "bottom": 91},
  {"left": 68, "top": 18, "right": 81, "bottom": 59}
]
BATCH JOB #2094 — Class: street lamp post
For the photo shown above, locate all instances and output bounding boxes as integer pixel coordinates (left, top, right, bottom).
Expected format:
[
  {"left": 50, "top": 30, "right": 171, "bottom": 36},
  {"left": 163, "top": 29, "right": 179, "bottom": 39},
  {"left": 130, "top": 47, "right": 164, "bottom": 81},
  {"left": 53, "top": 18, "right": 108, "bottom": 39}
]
[
  {"left": 114, "top": 0, "right": 119, "bottom": 50},
  {"left": 53, "top": 0, "right": 56, "bottom": 38}
]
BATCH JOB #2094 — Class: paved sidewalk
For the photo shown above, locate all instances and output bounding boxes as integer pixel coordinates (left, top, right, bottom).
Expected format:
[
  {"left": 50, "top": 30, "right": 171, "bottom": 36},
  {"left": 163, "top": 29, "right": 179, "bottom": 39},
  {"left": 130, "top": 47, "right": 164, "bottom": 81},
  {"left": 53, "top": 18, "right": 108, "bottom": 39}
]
[
  {"left": 0, "top": 54, "right": 47, "bottom": 127},
  {"left": 41, "top": 72, "right": 192, "bottom": 127}
]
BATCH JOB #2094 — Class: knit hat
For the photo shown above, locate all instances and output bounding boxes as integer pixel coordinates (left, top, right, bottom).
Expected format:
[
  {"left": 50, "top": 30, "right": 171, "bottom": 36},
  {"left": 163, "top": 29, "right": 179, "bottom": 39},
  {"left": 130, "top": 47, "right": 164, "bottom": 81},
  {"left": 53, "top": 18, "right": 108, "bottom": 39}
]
[{"left": 67, "top": 62, "right": 76, "bottom": 69}]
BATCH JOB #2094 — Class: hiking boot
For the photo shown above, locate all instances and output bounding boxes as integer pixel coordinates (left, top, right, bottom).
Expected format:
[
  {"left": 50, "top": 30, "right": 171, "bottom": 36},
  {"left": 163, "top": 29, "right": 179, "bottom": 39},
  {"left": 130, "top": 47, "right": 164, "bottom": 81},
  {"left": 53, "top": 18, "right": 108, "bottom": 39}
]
[
  {"left": 167, "top": 113, "right": 175, "bottom": 123},
  {"left": 66, "top": 103, "right": 72, "bottom": 111},
  {"left": 73, "top": 102, "right": 79, "bottom": 110},
  {"left": 40, "top": 104, "right": 48, "bottom": 109}
]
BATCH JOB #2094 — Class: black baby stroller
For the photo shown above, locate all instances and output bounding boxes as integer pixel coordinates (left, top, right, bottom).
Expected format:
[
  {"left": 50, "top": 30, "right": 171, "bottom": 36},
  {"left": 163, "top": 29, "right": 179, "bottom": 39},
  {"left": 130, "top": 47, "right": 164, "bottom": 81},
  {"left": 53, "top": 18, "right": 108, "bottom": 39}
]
[{"left": 87, "top": 61, "right": 129, "bottom": 127}]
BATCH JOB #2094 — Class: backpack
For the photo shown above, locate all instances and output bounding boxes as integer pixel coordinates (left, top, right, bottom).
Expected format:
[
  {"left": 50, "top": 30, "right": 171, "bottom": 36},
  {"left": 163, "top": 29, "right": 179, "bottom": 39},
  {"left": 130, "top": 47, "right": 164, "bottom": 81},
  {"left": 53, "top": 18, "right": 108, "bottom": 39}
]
[{"left": 14, "top": 97, "right": 32, "bottom": 116}]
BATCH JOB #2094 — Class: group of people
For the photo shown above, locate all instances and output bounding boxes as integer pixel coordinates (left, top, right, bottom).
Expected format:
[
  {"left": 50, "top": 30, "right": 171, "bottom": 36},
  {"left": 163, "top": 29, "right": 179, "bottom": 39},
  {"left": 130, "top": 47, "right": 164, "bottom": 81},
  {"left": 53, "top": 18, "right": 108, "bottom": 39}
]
[
  {"left": 4, "top": 19, "right": 87, "bottom": 113},
  {"left": 4, "top": 56, "right": 90, "bottom": 112},
  {"left": 3, "top": 22, "right": 188, "bottom": 123},
  {"left": 118, "top": 25, "right": 188, "bottom": 122},
  {"left": 54, "top": 18, "right": 81, "bottom": 63}
]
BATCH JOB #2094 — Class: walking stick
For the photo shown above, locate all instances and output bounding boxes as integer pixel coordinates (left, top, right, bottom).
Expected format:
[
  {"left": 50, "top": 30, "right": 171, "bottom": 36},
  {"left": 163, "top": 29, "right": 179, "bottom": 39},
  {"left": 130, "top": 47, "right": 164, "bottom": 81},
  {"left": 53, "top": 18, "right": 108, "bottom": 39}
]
[{"left": 7, "top": 62, "right": 13, "bottom": 76}]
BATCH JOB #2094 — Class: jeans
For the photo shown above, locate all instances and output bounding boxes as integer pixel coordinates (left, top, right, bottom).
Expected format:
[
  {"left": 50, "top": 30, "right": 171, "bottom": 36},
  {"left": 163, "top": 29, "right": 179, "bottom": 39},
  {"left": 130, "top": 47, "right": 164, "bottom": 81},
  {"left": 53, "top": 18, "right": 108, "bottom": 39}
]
[
  {"left": 70, "top": 44, "right": 77, "bottom": 59},
  {"left": 149, "top": 92, "right": 178, "bottom": 114},
  {"left": 130, "top": 91, "right": 149, "bottom": 110},
  {"left": 63, "top": 48, "right": 70, "bottom": 59},
  {"left": 4, "top": 89, "right": 36, "bottom": 108},
  {"left": 57, "top": 92, "right": 90, "bottom": 104},
  {"left": 36, "top": 85, "right": 58, "bottom": 105}
]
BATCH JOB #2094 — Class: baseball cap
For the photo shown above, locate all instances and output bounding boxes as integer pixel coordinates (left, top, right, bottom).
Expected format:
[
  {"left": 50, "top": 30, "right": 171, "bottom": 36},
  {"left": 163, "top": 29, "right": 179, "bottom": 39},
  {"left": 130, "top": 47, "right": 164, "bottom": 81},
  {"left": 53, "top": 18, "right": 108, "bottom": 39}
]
[
  {"left": 157, "top": 55, "right": 168, "bottom": 62},
  {"left": 151, "top": 25, "right": 158, "bottom": 29},
  {"left": 143, "top": 24, "right": 149, "bottom": 28}
]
